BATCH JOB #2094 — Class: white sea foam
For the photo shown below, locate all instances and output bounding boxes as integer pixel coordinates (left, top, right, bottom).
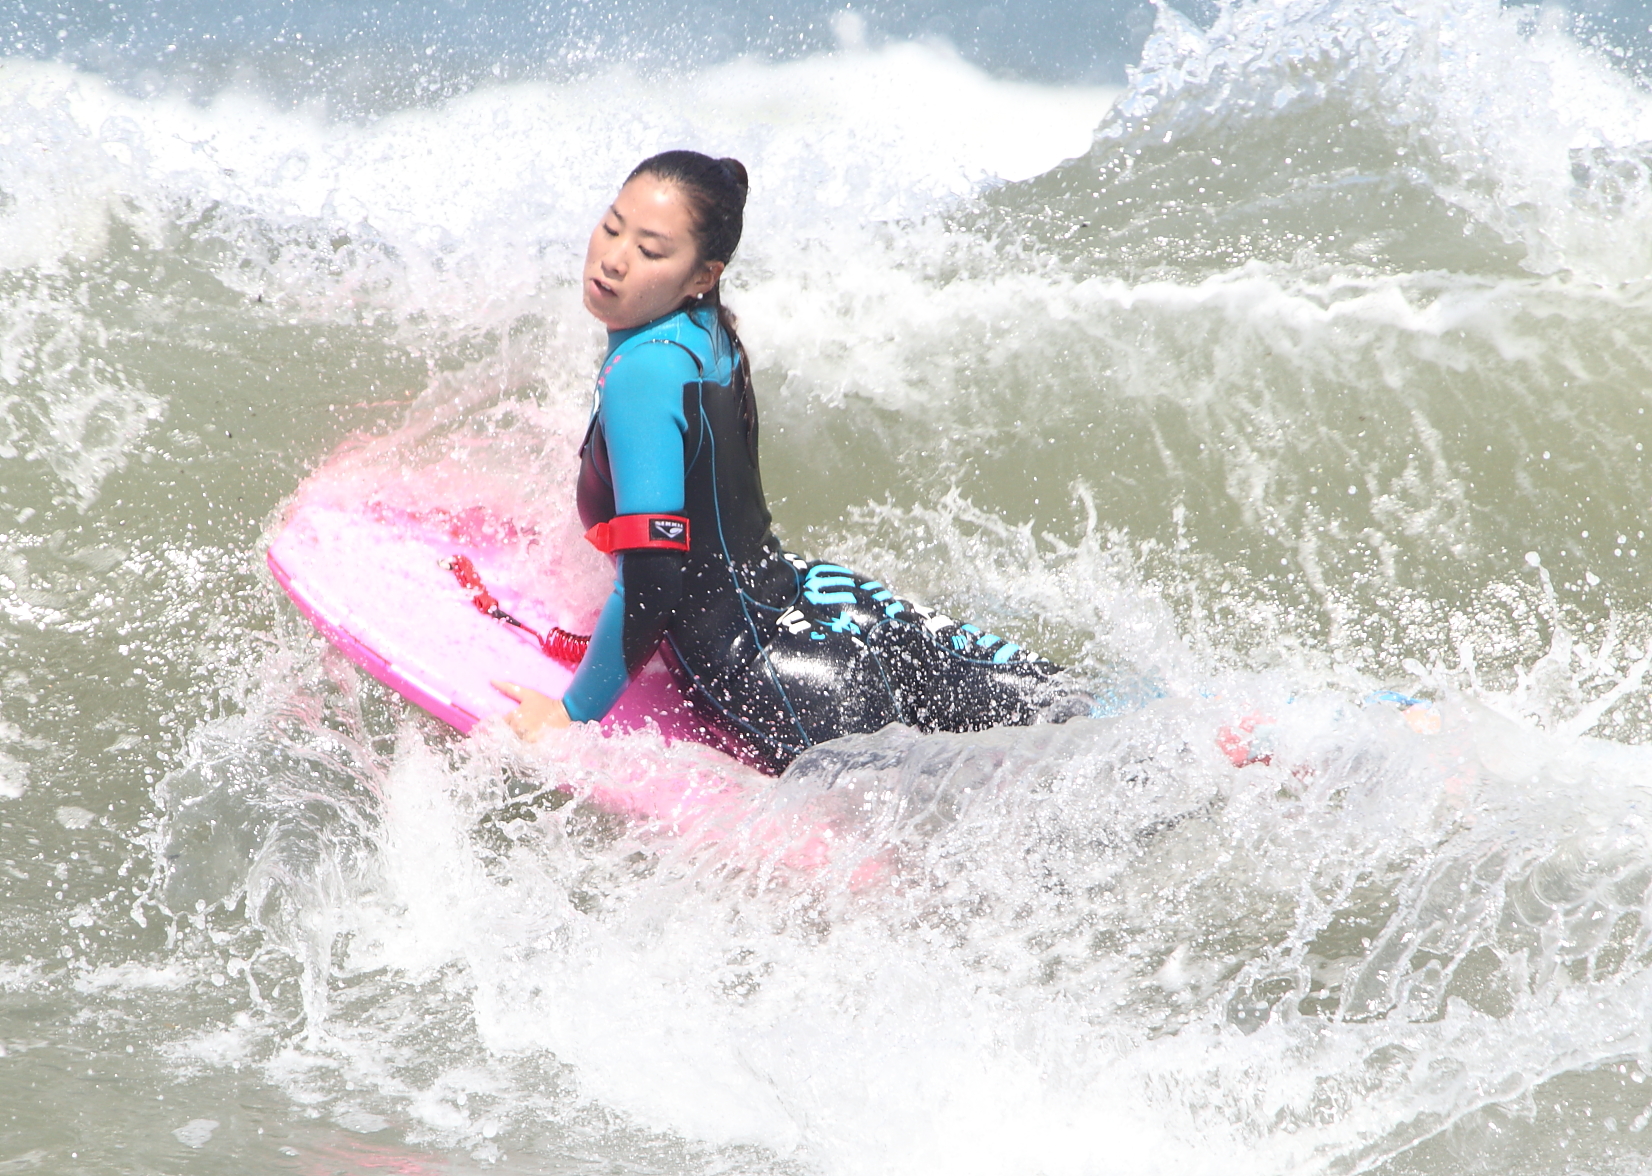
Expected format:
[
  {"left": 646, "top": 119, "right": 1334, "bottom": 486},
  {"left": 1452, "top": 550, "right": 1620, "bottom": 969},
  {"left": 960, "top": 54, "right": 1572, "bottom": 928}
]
[
  {"left": 0, "top": 46, "right": 1114, "bottom": 300},
  {"left": 73, "top": 961, "right": 195, "bottom": 993},
  {"left": 201, "top": 654, "right": 1652, "bottom": 1175},
  {"left": 1109, "top": 0, "right": 1652, "bottom": 280},
  {"left": 0, "top": 751, "right": 26, "bottom": 799},
  {"left": 171, "top": 1118, "right": 219, "bottom": 1148},
  {"left": 0, "top": 278, "right": 167, "bottom": 508}
]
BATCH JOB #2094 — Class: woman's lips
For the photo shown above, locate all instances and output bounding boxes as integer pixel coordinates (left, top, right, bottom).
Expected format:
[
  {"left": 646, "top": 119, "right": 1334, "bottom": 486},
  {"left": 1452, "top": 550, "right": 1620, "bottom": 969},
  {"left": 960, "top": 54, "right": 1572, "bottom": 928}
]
[{"left": 589, "top": 276, "right": 617, "bottom": 298}]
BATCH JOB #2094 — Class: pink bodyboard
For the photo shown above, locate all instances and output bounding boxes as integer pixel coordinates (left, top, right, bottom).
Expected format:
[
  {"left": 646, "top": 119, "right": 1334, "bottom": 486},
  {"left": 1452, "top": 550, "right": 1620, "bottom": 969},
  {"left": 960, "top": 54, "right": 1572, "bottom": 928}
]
[
  {"left": 265, "top": 480, "right": 932, "bottom": 884},
  {"left": 266, "top": 496, "right": 709, "bottom": 744}
]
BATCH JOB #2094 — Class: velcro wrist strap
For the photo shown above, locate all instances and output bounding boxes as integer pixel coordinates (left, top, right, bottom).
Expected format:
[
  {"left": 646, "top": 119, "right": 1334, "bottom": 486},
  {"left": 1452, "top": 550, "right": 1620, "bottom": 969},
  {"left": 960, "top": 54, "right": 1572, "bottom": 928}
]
[{"left": 585, "top": 513, "right": 691, "bottom": 554}]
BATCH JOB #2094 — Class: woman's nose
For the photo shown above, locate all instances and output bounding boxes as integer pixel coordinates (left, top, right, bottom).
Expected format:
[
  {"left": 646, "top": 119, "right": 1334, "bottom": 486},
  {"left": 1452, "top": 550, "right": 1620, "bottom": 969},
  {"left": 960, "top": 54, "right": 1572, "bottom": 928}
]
[{"left": 600, "top": 242, "right": 626, "bottom": 277}]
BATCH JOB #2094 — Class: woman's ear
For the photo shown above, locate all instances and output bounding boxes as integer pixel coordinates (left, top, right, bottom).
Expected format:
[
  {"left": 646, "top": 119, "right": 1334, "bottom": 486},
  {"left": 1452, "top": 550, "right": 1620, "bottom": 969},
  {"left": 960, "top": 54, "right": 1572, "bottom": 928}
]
[{"left": 688, "top": 259, "right": 725, "bottom": 299}]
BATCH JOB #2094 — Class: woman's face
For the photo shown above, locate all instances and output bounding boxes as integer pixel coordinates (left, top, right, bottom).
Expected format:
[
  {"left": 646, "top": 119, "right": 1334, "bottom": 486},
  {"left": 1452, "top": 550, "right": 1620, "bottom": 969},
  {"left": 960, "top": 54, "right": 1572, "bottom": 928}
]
[{"left": 583, "top": 175, "right": 723, "bottom": 331}]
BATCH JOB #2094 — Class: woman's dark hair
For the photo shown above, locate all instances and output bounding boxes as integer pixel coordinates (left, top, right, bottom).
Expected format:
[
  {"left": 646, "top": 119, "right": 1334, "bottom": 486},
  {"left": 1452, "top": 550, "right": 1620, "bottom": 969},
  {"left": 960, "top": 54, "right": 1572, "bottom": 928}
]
[
  {"left": 627, "top": 150, "right": 760, "bottom": 457},
  {"left": 628, "top": 150, "right": 748, "bottom": 266}
]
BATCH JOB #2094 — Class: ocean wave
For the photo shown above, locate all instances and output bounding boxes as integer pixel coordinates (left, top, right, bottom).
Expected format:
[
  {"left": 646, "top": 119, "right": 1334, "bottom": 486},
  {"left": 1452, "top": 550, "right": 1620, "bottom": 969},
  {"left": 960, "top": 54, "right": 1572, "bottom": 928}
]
[{"left": 986, "top": 0, "right": 1652, "bottom": 282}]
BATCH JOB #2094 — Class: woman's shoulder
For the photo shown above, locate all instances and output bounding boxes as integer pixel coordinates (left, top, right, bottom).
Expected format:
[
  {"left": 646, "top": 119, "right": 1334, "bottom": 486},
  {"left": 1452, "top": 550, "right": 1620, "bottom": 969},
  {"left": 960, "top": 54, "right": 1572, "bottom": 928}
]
[
  {"left": 600, "top": 308, "right": 735, "bottom": 402},
  {"left": 629, "top": 307, "right": 734, "bottom": 377},
  {"left": 601, "top": 317, "right": 697, "bottom": 389}
]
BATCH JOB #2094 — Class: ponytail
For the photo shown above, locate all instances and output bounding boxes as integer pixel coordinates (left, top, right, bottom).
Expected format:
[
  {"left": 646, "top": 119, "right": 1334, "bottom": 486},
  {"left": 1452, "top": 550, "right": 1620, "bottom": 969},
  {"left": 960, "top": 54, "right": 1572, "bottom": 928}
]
[{"left": 628, "top": 150, "right": 758, "bottom": 459}]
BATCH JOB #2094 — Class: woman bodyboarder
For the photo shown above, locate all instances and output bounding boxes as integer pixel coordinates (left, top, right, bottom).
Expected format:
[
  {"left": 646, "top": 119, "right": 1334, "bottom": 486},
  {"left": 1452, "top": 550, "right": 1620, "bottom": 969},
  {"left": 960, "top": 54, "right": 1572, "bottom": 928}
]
[{"left": 496, "top": 150, "right": 1081, "bottom": 773}]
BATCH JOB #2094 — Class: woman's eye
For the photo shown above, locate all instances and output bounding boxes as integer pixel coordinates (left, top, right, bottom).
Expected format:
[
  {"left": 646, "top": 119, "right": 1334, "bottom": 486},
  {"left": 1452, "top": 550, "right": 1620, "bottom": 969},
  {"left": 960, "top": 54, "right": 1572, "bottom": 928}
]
[
  {"left": 638, "top": 246, "right": 662, "bottom": 260},
  {"left": 602, "top": 222, "right": 619, "bottom": 236}
]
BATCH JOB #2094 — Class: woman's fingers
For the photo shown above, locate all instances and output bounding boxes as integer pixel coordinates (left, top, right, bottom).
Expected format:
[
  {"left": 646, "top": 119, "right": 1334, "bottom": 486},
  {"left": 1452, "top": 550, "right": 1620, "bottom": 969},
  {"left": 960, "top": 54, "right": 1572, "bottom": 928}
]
[
  {"left": 490, "top": 680, "right": 572, "bottom": 741},
  {"left": 492, "top": 679, "right": 526, "bottom": 702}
]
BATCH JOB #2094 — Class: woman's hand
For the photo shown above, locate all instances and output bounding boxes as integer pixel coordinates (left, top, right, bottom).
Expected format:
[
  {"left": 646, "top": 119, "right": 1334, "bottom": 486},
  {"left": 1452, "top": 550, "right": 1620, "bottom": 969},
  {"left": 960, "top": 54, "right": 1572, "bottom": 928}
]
[{"left": 491, "top": 681, "right": 573, "bottom": 742}]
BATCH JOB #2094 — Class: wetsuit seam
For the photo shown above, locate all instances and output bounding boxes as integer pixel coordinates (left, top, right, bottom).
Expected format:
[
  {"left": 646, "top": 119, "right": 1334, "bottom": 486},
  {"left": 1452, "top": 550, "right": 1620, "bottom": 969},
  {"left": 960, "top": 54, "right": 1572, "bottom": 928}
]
[
  {"left": 645, "top": 337, "right": 708, "bottom": 470},
  {"left": 664, "top": 632, "right": 805, "bottom": 757},
  {"left": 700, "top": 379, "right": 813, "bottom": 749}
]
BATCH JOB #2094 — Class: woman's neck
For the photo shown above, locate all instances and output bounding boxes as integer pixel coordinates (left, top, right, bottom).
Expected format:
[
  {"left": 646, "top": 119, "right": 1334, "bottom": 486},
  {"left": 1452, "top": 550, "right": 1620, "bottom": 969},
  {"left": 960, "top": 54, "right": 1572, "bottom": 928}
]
[{"left": 604, "top": 303, "right": 703, "bottom": 352}]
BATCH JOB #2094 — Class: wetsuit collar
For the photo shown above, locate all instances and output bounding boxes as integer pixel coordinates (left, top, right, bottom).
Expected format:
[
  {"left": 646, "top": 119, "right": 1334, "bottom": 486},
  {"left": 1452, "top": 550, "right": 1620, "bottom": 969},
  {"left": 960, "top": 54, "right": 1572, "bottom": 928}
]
[
  {"left": 603, "top": 304, "right": 712, "bottom": 357},
  {"left": 603, "top": 320, "right": 653, "bottom": 356}
]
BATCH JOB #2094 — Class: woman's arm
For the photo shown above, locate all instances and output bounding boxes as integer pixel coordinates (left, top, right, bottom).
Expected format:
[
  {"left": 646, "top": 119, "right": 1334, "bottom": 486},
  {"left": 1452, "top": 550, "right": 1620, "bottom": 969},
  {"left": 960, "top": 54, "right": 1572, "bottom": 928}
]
[
  {"left": 495, "top": 341, "right": 695, "bottom": 737},
  {"left": 560, "top": 340, "right": 695, "bottom": 721}
]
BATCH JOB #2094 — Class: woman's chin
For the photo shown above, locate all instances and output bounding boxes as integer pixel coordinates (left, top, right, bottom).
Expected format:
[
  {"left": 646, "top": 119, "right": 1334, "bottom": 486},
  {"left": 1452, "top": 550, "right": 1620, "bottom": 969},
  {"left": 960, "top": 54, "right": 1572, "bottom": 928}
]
[{"left": 583, "top": 294, "right": 625, "bottom": 329}]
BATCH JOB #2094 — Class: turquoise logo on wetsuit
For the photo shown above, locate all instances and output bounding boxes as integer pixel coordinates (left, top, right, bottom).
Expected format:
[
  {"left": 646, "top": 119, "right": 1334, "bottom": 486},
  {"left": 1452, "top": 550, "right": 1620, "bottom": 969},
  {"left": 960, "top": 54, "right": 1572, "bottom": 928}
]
[{"left": 802, "top": 564, "right": 858, "bottom": 605}]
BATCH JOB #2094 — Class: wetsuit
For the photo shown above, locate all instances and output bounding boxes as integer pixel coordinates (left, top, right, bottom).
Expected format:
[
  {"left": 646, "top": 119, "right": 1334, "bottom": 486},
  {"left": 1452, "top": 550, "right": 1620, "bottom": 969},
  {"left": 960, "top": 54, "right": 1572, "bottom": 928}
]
[{"left": 562, "top": 304, "right": 1073, "bottom": 774}]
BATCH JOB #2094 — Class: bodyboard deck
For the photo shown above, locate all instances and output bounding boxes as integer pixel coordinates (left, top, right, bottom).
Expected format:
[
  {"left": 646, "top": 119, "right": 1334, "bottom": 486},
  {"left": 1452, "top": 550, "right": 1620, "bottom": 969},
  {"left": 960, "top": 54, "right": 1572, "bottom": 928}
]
[{"left": 267, "top": 497, "right": 703, "bottom": 741}]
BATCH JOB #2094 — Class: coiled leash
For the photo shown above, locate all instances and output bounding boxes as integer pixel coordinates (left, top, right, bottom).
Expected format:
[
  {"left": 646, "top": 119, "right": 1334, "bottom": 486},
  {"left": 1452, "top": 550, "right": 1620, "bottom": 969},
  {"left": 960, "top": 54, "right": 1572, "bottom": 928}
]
[
  {"left": 440, "top": 553, "right": 589, "bottom": 668},
  {"left": 441, "top": 514, "right": 688, "bottom": 669}
]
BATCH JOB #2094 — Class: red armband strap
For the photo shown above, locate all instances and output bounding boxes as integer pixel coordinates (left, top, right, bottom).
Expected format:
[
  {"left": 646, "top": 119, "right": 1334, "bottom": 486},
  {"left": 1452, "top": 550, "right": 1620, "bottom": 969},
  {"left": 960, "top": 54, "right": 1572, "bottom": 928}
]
[{"left": 584, "top": 513, "right": 691, "bottom": 554}]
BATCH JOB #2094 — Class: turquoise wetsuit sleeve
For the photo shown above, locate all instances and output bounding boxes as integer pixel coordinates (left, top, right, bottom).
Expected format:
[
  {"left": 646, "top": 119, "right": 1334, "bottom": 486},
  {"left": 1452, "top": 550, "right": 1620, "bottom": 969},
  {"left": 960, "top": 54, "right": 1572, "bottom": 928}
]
[
  {"left": 561, "top": 341, "right": 693, "bottom": 722},
  {"left": 563, "top": 585, "right": 629, "bottom": 721},
  {"left": 599, "top": 342, "right": 691, "bottom": 514}
]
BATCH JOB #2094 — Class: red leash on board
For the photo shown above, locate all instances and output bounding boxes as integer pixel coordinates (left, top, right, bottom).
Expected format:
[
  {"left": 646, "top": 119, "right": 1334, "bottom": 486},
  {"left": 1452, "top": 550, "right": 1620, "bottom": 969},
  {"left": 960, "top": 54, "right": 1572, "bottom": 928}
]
[{"left": 440, "top": 554, "right": 590, "bottom": 669}]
